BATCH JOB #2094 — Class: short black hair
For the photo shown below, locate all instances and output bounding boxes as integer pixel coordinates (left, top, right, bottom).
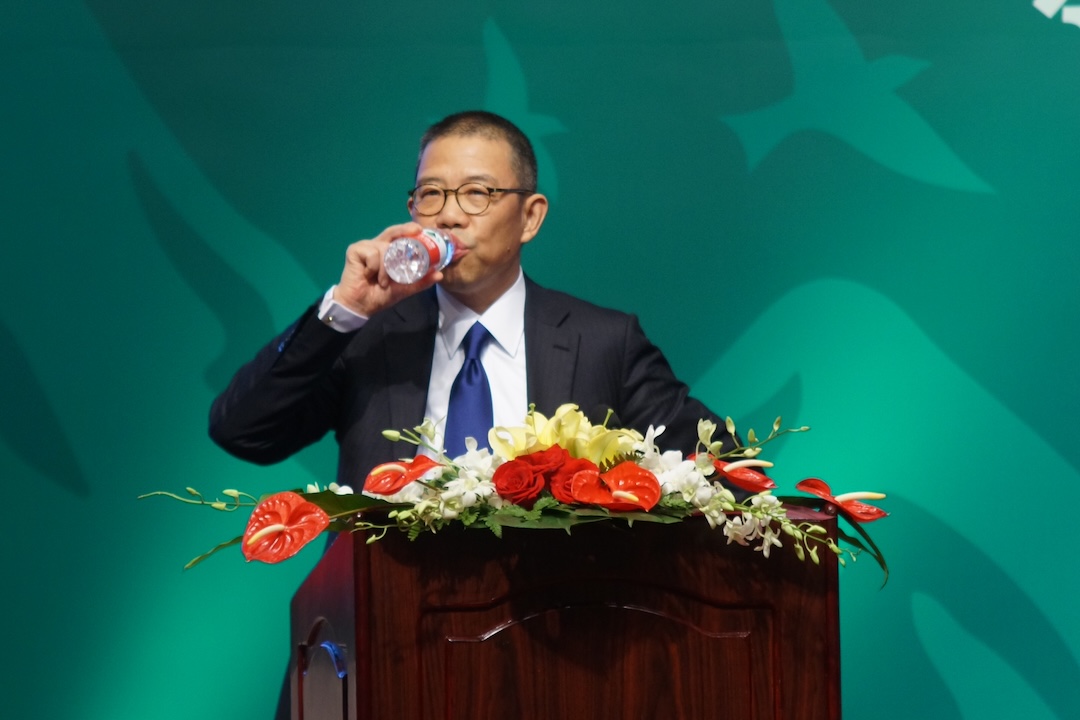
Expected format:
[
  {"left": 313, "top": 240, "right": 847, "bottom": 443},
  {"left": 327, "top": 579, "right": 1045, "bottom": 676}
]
[{"left": 417, "top": 111, "right": 538, "bottom": 192}]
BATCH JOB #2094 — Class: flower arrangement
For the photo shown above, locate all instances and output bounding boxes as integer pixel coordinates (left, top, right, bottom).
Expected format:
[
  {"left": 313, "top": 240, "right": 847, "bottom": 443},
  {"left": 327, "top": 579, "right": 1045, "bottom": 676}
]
[{"left": 144, "top": 404, "right": 888, "bottom": 579}]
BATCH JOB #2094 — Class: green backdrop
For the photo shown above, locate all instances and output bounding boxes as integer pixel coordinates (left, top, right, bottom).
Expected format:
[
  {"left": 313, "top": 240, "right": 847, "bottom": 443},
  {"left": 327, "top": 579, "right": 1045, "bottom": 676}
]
[{"left": 4, "top": 1, "right": 1079, "bottom": 717}]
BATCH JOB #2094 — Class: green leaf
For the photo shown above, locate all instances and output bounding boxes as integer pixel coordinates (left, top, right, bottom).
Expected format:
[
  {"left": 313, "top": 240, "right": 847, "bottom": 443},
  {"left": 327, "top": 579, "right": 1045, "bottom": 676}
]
[
  {"left": 837, "top": 523, "right": 890, "bottom": 587},
  {"left": 306, "top": 490, "right": 397, "bottom": 519},
  {"left": 482, "top": 516, "right": 504, "bottom": 538},
  {"left": 486, "top": 510, "right": 582, "bottom": 531}
]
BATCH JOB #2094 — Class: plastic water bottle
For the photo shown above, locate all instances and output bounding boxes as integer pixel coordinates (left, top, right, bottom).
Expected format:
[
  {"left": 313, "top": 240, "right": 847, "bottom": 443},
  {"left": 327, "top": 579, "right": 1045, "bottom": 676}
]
[{"left": 383, "top": 228, "right": 458, "bottom": 284}]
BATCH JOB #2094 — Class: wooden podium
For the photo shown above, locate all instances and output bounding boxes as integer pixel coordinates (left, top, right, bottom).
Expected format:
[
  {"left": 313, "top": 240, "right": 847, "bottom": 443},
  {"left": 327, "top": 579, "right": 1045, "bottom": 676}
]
[{"left": 290, "top": 510, "right": 840, "bottom": 719}]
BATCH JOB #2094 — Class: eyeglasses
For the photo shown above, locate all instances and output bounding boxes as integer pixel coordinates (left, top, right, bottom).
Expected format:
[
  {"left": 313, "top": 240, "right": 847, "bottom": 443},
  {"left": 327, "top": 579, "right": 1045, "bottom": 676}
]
[{"left": 408, "top": 182, "right": 532, "bottom": 216}]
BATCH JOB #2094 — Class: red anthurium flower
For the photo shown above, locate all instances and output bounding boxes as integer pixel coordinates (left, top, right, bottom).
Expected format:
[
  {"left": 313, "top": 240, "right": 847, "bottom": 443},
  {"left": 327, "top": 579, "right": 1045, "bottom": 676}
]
[
  {"left": 569, "top": 467, "right": 605, "bottom": 504},
  {"left": 711, "top": 458, "right": 777, "bottom": 494},
  {"left": 548, "top": 456, "right": 599, "bottom": 504},
  {"left": 242, "top": 491, "right": 330, "bottom": 564},
  {"left": 602, "top": 462, "right": 662, "bottom": 511},
  {"left": 364, "top": 455, "right": 443, "bottom": 496},
  {"left": 795, "top": 478, "right": 888, "bottom": 523},
  {"left": 570, "top": 461, "right": 661, "bottom": 512}
]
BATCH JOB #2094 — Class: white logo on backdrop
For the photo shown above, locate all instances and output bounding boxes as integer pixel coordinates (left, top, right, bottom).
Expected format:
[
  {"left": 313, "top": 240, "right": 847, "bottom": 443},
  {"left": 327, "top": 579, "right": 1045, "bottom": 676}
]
[{"left": 1034, "top": 0, "right": 1080, "bottom": 27}]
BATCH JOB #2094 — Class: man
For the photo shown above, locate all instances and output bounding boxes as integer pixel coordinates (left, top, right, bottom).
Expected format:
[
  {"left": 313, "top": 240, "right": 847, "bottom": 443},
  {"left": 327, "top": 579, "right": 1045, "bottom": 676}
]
[{"left": 209, "top": 110, "right": 735, "bottom": 490}]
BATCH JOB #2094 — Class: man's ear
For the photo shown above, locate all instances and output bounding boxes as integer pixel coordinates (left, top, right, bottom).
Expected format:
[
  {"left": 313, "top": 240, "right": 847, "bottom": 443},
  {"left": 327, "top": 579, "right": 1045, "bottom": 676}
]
[{"left": 519, "top": 193, "right": 549, "bottom": 245}]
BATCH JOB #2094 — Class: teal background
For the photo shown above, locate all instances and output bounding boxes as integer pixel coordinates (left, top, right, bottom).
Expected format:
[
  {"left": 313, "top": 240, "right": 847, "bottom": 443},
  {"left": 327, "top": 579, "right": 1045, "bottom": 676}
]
[{"left": 4, "top": 1, "right": 1079, "bottom": 717}]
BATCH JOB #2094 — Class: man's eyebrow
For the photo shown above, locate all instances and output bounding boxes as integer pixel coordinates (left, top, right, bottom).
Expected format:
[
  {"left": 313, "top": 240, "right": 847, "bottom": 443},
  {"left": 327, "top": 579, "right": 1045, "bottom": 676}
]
[{"left": 415, "top": 173, "right": 500, "bottom": 186}]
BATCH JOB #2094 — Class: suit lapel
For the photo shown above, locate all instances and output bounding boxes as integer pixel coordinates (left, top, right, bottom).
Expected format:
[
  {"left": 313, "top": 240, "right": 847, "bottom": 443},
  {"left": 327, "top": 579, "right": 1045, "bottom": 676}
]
[
  {"left": 383, "top": 289, "right": 439, "bottom": 431},
  {"left": 524, "top": 279, "right": 578, "bottom": 415},
  {"left": 379, "top": 280, "right": 580, "bottom": 428}
]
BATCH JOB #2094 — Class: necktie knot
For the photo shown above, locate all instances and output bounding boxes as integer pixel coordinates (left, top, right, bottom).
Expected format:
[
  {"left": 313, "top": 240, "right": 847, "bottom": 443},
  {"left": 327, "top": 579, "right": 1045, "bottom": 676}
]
[{"left": 461, "top": 322, "right": 491, "bottom": 360}]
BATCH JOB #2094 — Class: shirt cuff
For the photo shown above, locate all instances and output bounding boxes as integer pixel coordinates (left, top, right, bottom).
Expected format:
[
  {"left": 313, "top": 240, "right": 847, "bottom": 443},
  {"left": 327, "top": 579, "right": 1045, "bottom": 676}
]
[{"left": 317, "top": 286, "right": 368, "bottom": 333}]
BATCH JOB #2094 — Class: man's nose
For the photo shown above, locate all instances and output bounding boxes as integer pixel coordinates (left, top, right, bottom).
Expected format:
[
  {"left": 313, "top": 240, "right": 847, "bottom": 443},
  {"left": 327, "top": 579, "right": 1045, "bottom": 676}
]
[{"left": 435, "top": 190, "right": 469, "bottom": 227}]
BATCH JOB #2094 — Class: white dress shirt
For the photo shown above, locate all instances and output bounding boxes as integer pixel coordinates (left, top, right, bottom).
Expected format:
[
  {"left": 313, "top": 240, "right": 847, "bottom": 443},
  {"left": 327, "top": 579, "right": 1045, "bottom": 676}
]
[{"left": 318, "top": 271, "right": 529, "bottom": 454}]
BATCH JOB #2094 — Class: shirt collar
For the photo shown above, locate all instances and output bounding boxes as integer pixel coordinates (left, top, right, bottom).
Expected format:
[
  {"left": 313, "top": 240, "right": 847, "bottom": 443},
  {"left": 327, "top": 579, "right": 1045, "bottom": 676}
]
[{"left": 435, "top": 270, "right": 526, "bottom": 358}]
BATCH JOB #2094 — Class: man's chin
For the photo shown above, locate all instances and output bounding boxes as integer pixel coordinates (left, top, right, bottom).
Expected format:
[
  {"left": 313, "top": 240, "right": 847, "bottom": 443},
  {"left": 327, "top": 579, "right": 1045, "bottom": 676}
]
[
  {"left": 438, "top": 267, "right": 465, "bottom": 286},
  {"left": 436, "top": 271, "right": 473, "bottom": 297}
]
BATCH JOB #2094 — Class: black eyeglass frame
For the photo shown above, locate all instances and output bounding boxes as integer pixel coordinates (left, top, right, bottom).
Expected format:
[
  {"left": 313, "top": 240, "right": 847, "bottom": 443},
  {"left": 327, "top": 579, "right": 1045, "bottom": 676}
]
[{"left": 408, "top": 183, "right": 533, "bottom": 216}]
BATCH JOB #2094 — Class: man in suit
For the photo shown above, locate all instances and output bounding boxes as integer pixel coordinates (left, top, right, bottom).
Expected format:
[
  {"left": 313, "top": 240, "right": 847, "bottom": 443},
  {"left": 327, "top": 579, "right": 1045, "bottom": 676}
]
[
  {"left": 209, "top": 110, "right": 735, "bottom": 488},
  {"left": 210, "top": 110, "right": 739, "bottom": 720}
]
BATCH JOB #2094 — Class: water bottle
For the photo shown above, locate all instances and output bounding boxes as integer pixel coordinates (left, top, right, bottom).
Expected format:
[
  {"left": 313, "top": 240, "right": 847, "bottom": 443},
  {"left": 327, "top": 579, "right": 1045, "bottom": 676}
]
[{"left": 383, "top": 228, "right": 458, "bottom": 284}]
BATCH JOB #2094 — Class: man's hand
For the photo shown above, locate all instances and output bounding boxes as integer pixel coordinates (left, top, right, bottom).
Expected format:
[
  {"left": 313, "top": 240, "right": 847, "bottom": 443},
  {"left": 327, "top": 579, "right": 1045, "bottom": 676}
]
[{"left": 333, "top": 222, "right": 443, "bottom": 317}]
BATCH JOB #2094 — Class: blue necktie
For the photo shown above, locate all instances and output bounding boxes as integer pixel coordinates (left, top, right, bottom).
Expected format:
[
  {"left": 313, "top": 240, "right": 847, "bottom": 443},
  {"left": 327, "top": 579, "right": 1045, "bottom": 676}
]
[{"left": 444, "top": 322, "right": 493, "bottom": 458}]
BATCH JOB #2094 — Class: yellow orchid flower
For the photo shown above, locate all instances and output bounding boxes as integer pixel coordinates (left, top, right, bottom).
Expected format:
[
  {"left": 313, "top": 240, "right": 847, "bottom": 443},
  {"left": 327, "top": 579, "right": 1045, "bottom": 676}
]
[
  {"left": 582, "top": 428, "right": 637, "bottom": 466},
  {"left": 488, "top": 424, "right": 538, "bottom": 460},
  {"left": 528, "top": 403, "right": 584, "bottom": 448},
  {"left": 508, "top": 404, "right": 644, "bottom": 466}
]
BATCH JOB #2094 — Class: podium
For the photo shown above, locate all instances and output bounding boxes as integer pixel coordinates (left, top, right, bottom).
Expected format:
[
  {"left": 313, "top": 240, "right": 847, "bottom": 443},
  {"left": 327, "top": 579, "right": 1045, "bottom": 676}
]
[{"left": 290, "top": 509, "right": 840, "bottom": 719}]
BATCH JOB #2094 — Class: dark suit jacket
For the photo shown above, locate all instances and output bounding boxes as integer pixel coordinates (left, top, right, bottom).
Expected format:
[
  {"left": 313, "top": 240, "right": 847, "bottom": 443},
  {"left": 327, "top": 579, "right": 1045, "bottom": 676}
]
[{"left": 210, "top": 277, "right": 733, "bottom": 488}]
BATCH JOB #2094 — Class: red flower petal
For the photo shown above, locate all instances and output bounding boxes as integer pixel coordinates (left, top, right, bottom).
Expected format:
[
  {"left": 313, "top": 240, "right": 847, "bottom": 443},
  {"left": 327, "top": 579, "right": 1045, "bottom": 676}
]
[
  {"left": 840, "top": 500, "right": 889, "bottom": 523},
  {"left": 549, "top": 456, "right": 599, "bottom": 504},
  {"left": 242, "top": 491, "right": 329, "bottom": 564},
  {"left": 714, "top": 459, "right": 777, "bottom": 494},
  {"left": 518, "top": 445, "right": 568, "bottom": 473},
  {"left": 795, "top": 477, "right": 834, "bottom": 501},
  {"left": 364, "top": 455, "right": 443, "bottom": 495},
  {"left": 492, "top": 458, "right": 546, "bottom": 508},
  {"left": 570, "top": 462, "right": 661, "bottom": 512},
  {"left": 795, "top": 478, "right": 887, "bottom": 523},
  {"left": 601, "top": 462, "right": 662, "bottom": 511},
  {"left": 569, "top": 467, "right": 606, "bottom": 504}
]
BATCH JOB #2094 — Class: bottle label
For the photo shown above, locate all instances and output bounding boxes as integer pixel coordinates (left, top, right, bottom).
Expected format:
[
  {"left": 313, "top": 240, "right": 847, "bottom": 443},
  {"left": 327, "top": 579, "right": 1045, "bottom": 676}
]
[
  {"left": 412, "top": 229, "right": 447, "bottom": 266},
  {"left": 414, "top": 229, "right": 452, "bottom": 267}
]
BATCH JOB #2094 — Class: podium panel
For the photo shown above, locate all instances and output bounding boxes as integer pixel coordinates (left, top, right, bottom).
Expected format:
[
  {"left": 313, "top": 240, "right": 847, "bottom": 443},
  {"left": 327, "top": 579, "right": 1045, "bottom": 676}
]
[{"left": 292, "top": 511, "right": 840, "bottom": 719}]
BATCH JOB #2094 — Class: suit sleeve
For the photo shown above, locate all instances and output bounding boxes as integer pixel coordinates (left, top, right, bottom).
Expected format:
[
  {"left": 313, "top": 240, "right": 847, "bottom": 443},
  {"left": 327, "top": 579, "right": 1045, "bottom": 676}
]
[
  {"left": 208, "top": 306, "right": 355, "bottom": 465},
  {"left": 615, "top": 314, "right": 738, "bottom": 455}
]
